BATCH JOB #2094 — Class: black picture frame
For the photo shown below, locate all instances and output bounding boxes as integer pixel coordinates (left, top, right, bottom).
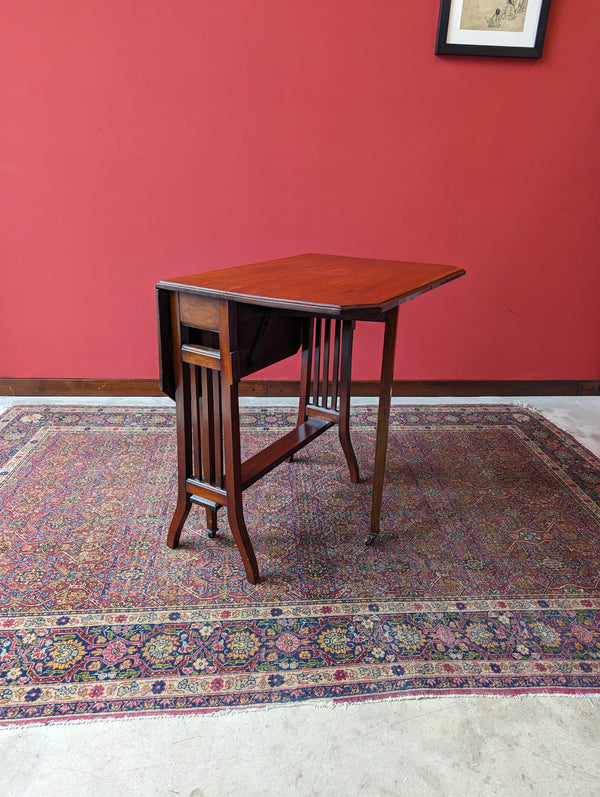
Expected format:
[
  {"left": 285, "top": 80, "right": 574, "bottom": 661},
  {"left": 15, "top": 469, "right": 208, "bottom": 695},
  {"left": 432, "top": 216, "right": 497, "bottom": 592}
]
[{"left": 435, "top": 0, "right": 552, "bottom": 58}]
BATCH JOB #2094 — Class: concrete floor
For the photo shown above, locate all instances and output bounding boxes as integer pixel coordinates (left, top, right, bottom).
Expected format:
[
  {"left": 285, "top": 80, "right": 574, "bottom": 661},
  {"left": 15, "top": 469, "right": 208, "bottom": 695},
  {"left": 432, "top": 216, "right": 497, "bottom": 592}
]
[{"left": 0, "top": 396, "right": 599, "bottom": 796}]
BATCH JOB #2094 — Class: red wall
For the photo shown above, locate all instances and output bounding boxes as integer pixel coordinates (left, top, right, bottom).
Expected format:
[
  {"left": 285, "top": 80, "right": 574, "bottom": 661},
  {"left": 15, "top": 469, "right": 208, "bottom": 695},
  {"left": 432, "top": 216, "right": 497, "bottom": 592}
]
[{"left": 2, "top": 1, "right": 599, "bottom": 381}]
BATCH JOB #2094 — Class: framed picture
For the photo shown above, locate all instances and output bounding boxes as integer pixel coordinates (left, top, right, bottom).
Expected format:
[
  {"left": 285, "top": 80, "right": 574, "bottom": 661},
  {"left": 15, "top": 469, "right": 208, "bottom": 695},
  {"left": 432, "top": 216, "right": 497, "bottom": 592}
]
[{"left": 435, "top": 0, "right": 552, "bottom": 58}]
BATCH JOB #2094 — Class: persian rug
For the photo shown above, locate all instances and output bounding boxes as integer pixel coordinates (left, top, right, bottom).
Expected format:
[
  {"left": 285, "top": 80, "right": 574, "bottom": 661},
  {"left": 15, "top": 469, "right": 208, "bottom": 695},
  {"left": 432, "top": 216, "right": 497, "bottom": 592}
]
[{"left": 0, "top": 404, "right": 599, "bottom": 725}]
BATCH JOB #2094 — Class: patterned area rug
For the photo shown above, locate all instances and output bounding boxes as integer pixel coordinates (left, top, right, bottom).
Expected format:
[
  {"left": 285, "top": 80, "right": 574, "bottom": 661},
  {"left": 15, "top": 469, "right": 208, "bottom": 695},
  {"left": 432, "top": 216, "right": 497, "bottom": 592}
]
[{"left": 0, "top": 404, "right": 599, "bottom": 725}]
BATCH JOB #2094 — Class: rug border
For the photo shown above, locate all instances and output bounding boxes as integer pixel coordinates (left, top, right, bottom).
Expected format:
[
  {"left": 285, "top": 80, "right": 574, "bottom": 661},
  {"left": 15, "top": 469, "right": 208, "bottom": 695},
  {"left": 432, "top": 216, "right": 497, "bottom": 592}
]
[{"left": 2, "top": 403, "right": 599, "bottom": 726}]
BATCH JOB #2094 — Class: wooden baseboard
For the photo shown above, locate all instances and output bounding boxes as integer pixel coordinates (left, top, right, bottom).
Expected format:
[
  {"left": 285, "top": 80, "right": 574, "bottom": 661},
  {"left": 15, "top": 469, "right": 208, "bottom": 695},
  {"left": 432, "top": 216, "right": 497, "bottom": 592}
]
[
  {"left": 1, "top": 378, "right": 598, "bottom": 397},
  {"left": 0, "top": 379, "right": 164, "bottom": 397}
]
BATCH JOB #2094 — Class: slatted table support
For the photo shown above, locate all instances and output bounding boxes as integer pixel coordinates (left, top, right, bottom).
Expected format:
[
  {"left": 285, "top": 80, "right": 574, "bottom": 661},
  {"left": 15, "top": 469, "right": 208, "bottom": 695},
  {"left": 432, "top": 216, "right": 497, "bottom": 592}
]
[{"left": 166, "top": 295, "right": 360, "bottom": 584}]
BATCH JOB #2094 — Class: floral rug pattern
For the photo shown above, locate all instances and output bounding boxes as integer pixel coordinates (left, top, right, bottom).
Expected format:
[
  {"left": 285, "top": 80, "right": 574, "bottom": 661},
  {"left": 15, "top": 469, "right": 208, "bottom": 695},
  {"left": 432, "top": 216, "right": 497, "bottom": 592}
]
[{"left": 0, "top": 405, "right": 599, "bottom": 724}]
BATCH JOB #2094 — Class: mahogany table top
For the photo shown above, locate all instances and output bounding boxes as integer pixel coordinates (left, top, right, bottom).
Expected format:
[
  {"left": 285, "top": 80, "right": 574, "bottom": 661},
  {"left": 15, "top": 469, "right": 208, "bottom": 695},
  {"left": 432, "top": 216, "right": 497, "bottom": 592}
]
[{"left": 157, "top": 253, "right": 465, "bottom": 320}]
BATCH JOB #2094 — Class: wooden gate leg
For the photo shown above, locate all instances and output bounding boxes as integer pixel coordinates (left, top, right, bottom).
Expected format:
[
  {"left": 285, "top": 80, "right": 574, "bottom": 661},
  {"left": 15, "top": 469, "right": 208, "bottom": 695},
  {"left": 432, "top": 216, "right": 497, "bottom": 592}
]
[
  {"left": 295, "top": 317, "right": 314, "bottom": 427},
  {"left": 338, "top": 320, "right": 360, "bottom": 484}
]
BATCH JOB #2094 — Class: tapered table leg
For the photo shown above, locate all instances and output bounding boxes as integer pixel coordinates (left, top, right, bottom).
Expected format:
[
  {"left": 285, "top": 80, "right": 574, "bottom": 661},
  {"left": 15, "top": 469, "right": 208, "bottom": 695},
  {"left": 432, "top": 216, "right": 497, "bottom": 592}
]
[
  {"left": 366, "top": 307, "right": 399, "bottom": 545},
  {"left": 290, "top": 318, "right": 313, "bottom": 461},
  {"left": 338, "top": 320, "right": 360, "bottom": 484}
]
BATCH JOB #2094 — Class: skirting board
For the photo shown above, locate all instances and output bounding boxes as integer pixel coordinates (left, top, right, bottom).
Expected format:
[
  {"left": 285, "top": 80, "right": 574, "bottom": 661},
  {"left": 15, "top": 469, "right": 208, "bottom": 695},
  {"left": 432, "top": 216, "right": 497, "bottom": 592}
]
[{"left": 0, "top": 379, "right": 598, "bottom": 397}]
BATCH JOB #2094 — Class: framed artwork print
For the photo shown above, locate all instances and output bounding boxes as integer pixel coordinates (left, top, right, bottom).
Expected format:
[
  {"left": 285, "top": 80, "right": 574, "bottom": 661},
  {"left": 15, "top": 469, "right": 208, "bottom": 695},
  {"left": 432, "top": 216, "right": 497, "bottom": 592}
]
[{"left": 435, "top": 0, "right": 552, "bottom": 58}]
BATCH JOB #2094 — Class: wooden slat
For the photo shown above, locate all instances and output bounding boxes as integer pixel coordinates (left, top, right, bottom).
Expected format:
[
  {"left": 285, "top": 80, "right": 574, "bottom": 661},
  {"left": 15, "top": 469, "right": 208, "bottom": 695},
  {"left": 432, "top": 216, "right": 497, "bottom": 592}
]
[
  {"left": 212, "top": 369, "right": 223, "bottom": 488},
  {"left": 181, "top": 344, "right": 221, "bottom": 370},
  {"left": 312, "top": 318, "right": 321, "bottom": 405},
  {"left": 321, "top": 319, "right": 331, "bottom": 408},
  {"left": 190, "top": 365, "right": 201, "bottom": 479},
  {"left": 306, "top": 404, "right": 339, "bottom": 423},
  {"left": 186, "top": 478, "right": 227, "bottom": 504},
  {"left": 331, "top": 319, "right": 341, "bottom": 409},
  {"left": 190, "top": 495, "right": 222, "bottom": 511},
  {"left": 200, "top": 367, "right": 213, "bottom": 484}
]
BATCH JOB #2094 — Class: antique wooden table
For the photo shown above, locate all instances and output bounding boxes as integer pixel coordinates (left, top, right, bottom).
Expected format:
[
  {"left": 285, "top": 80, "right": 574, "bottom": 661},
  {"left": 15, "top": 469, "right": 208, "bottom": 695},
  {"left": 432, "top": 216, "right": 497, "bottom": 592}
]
[{"left": 156, "top": 253, "right": 465, "bottom": 583}]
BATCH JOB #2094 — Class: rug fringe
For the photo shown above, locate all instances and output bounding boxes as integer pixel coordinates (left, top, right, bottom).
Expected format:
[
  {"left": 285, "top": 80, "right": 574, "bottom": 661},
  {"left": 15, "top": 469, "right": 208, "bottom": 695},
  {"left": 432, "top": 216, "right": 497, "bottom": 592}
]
[{"left": 4, "top": 690, "right": 600, "bottom": 730}]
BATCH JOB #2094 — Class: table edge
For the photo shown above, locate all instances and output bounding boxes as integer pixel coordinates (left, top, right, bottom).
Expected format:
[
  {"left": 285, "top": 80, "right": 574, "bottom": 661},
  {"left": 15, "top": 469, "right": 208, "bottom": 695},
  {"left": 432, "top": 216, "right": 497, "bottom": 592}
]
[{"left": 156, "top": 268, "right": 465, "bottom": 319}]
